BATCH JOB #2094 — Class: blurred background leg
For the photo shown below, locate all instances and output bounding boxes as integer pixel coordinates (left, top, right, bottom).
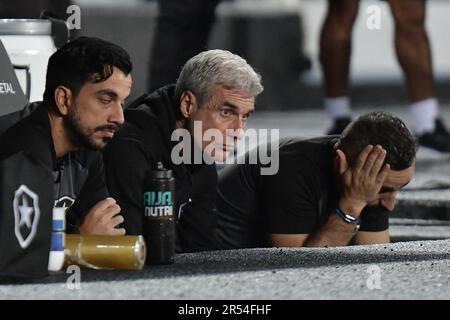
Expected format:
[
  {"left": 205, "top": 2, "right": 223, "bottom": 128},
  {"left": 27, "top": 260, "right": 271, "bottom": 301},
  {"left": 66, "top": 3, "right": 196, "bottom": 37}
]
[
  {"left": 389, "top": 0, "right": 450, "bottom": 151},
  {"left": 319, "top": 0, "right": 359, "bottom": 134}
]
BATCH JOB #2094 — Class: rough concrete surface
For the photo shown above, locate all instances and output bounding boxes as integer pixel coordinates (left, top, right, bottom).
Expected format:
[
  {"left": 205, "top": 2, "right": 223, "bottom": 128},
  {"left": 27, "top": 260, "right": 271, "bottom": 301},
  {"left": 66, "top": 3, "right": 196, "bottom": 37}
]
[{"left": 0, "top": 239, "right": 448, "bottom": 300}]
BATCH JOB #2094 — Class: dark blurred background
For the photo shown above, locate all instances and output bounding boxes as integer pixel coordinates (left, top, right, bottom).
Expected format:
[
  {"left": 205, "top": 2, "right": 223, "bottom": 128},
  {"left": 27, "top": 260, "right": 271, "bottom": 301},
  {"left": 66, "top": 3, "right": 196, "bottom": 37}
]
[{"left": 2, "top": 0, "right": 450, "bottom": 110}]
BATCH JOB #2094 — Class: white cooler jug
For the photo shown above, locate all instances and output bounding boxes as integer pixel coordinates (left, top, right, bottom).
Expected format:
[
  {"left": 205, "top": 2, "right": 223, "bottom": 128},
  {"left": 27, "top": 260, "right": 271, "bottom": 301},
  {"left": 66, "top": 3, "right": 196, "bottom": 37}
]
[{"left": 0, "top": 19, "right": 56, "bottom": 102}]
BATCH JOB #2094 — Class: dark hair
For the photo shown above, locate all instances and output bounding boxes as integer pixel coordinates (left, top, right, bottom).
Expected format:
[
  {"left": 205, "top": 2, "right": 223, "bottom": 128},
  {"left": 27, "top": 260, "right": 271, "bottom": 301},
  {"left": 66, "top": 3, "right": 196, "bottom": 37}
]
[
  {"left": 335, "top": 111, "right": 417, "bottom": 170},
  {"left": 43, "top": 36, "right": 132, "bottom": 109}
]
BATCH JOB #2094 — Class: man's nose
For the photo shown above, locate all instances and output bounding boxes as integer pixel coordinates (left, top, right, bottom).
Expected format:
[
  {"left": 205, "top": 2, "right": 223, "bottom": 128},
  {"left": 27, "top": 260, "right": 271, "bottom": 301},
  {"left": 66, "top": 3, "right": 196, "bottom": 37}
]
[
  {"left": 226, "top": 117, "right": 244, "bottom": 137},
  {"left": 231, "top": 115, "right": 246, "bottom": 131},
  {"left": 110, "top": 102, "right": 125, "bottom": 125}
]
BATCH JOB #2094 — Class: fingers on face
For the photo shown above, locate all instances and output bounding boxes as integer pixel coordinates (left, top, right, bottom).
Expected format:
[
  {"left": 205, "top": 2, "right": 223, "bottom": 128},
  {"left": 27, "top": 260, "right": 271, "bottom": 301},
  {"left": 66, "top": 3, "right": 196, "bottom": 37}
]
[
  {"left": 357, "top": 145, "right": 388, "bottom": 177},
  {"left": 362, "top": 145, "right": 380, "bottom": 173},
  {"left": 367, "top": 145, "right": 387, "bottom": 179},
  {"left": 376, "top": 163, "right": 390, "bottom": 185},
  {"left": 354, "top": 145, "right": 373, "bottom": 176}
]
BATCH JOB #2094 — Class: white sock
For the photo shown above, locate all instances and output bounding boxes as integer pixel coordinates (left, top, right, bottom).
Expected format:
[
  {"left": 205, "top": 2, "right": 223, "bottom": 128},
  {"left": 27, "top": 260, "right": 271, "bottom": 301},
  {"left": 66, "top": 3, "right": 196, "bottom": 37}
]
[
  {"left": 411, "top": 98, "right": 439, "bottom": 135},
  {"left": 324, "top": 96, "right": 351, "bottom": 120}
]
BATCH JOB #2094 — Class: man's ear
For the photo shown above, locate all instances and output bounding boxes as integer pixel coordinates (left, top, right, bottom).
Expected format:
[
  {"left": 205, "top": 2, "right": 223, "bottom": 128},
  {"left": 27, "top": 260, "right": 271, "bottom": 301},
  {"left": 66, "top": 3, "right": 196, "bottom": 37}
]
[
  {"left": 54, "top": 86, "right": 73, "bottom": 116},
  {"left": 335, "top": 149, "right": 349, "bottom": 174},
  {"left": 179, "top": 90, "right": 197, "bottom": 119}
]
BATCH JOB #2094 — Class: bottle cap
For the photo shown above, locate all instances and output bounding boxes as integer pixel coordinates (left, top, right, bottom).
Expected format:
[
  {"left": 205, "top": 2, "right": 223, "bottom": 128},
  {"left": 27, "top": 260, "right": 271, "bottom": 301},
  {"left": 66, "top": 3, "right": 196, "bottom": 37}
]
[
  {"left": 52, "top": 207, "right": 65, "bottom": 219},
  {"left": 150, "top": 162, "right": 172, "bottom": 179}
]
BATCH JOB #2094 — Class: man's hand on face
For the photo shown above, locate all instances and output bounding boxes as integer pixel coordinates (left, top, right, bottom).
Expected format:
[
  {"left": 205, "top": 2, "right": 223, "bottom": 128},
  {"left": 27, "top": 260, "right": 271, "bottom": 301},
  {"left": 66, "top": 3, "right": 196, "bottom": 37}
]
[
  {"left": 336, "top": 145, "right": 390, "bottom": 216},
  {"left": 78, "top": 197, "right": 126, "bottom": 236}
]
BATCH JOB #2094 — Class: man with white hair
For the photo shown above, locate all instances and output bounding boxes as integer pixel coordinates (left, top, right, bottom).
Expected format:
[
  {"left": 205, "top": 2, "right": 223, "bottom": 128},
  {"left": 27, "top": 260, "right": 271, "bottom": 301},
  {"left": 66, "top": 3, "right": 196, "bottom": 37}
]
[{"left": 103, "top": 49, "right": 263, "bottom": 252}]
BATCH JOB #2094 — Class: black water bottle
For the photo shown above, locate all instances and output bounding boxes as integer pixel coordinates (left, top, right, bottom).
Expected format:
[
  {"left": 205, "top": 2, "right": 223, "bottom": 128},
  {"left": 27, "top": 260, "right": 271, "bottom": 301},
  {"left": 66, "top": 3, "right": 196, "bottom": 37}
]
[{"left": 143, "top": 162, "right": 175, "bottom": 265}]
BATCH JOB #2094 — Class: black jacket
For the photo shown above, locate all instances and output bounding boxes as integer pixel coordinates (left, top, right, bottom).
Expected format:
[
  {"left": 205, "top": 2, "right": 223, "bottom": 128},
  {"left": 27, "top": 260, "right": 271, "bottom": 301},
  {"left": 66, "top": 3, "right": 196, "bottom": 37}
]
[
  {"left": 103, "top": 85, "right": 218, "bottom": 252},
  {"left": 0, "top": 103, "right": 109, "bottom": 278}
]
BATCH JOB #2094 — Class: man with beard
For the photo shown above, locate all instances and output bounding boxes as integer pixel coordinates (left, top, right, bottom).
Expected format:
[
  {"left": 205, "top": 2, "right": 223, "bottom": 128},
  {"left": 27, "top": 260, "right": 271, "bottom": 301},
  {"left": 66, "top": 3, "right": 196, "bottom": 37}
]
[
  {"left": 0, "top": 36, "right": 132, "bottom": 240},
  {"left": 103, "top": 49, "right": 263, "bottom": 252},
  {"left": 215, "top": 112, "right": 417, "bottom": 249}
]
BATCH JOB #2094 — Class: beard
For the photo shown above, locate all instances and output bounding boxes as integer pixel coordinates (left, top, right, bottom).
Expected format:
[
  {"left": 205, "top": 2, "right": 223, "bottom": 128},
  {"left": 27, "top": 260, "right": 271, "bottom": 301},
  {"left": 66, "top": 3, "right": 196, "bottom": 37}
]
[{"left": 65, "top": 105, "right": 120, "bottom": 150}]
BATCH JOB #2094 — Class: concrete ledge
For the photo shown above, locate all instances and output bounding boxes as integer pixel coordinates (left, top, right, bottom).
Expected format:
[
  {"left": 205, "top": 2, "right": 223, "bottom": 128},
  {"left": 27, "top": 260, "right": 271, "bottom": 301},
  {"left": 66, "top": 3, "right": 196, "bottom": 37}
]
[{"left": 1, "top": 239, "right": 449, "bottom": 299}]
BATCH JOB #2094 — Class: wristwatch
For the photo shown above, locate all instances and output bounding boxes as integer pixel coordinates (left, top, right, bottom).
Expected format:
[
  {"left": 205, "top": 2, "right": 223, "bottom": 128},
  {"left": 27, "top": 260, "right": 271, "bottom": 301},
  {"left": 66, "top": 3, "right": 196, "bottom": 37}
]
[{"left": 335, "top": 207, "right": 361, "bottom": 232}]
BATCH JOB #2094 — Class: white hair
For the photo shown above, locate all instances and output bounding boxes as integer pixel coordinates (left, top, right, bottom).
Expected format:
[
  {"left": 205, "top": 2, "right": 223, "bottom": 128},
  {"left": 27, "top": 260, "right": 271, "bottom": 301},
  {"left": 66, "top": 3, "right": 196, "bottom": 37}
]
[{"left": 175, "top": 49, "right": 263, "bottom": 105}]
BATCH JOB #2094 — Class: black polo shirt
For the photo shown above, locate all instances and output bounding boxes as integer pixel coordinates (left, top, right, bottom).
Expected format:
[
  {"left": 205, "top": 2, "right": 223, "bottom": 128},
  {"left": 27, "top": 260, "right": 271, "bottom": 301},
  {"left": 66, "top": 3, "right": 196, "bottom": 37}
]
[{"left": 216, "top": 137, "right": 389, "bottom": 249}]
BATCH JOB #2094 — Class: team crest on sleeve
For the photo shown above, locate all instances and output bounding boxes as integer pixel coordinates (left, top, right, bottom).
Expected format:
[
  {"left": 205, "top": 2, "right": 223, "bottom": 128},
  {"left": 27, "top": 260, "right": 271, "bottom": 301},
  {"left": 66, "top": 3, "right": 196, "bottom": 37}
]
[{"left": 13, "top": 185, "right": 40, "bottom": 248}]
